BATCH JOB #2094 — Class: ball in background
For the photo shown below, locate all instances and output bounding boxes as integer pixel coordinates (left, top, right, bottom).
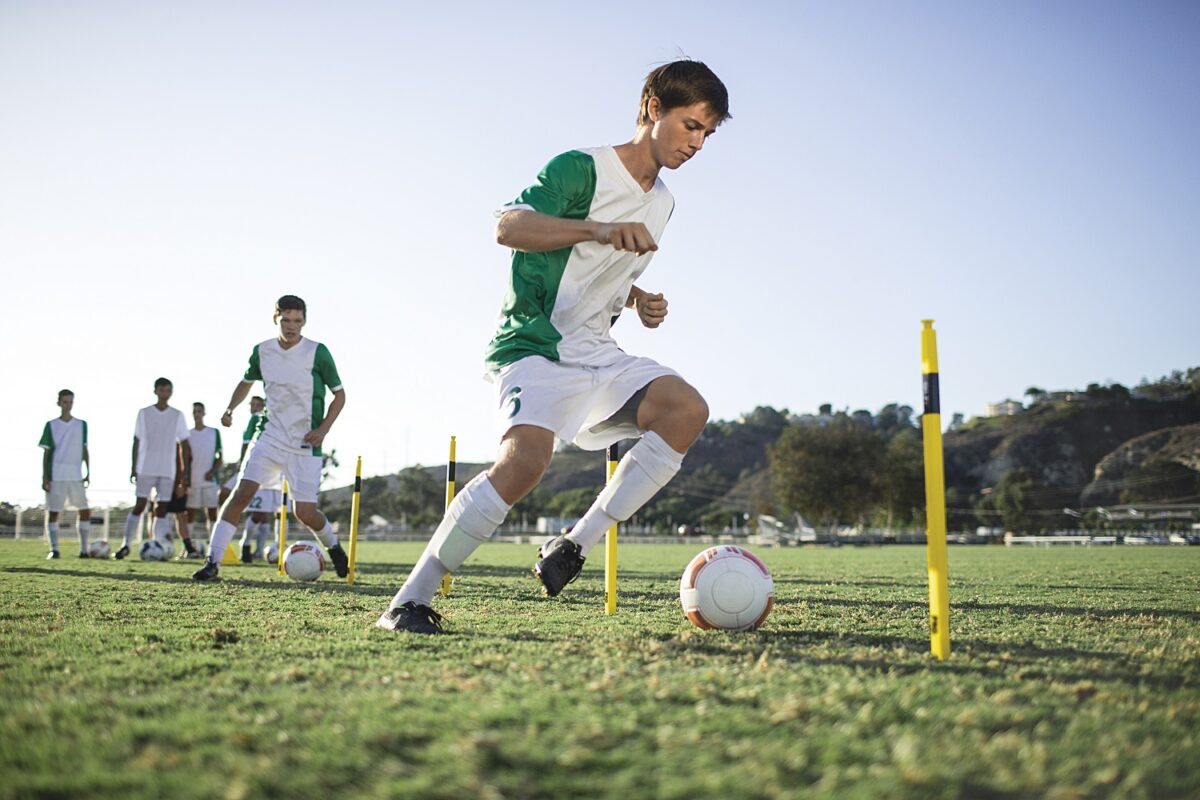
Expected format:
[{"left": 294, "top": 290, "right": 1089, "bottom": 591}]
[
  {"left": 680, "top": 545, "right": 774, "bottom": 631},
  {"left": 87, "top": 539, "right": 110, "bottom": 559},
  {"left": 139, "top": 539, "right": 168, "bottom": 562},
  {"left": 282, "top": 541, "right": 325, "bottom": 582},
  {"left": 265, "top": 542, "right": 279, "bottom": 565}
]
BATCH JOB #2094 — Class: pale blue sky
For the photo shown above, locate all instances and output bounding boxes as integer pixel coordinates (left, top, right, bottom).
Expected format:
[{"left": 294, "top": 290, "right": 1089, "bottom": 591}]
[{"left": 2, "top": 1, "right": 1197, "bottom": 507}]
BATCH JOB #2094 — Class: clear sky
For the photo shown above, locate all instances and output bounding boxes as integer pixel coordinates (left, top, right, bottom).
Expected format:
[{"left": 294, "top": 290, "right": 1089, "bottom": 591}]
[{"left": 2, "top": 1, "right": 1197, "bottom": 508}]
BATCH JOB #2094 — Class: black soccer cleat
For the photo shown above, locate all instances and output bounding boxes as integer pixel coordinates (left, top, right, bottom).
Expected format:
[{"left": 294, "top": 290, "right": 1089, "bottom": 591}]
[
  {"left": 113, "top": 545, "right": 129, "bottom": 560},
  {"left": 47, "top": 550, "right": 60, "bottom": 560},
  {"left": 533, "top": 536, "right": 585, "bottom": 597},
  {"left": 78, "top": 551, "right": 88, "bottom": 558},
  {"left": 192, "top": 561, "right": 221, "bottom": 581},
  {"left": 241, "top": 544, "right": 253, "bottom": 564},
  {"left": 327, "top": 544, "right": 349, "bottom": 578},
  {"left": 376, "top": 602, "right": 445, "bottom": 635}
]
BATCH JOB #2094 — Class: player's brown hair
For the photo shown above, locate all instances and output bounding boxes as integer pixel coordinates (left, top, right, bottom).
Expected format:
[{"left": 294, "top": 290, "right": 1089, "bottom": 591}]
[
  {"left": 275, "top": 295, "right": 307, "bottom": 322},
  {"left": 637, "top": 60, "right": 731, "bottom": 127},
  {"left": 57, "top": 389, "right": 74, "bottom": 400}
]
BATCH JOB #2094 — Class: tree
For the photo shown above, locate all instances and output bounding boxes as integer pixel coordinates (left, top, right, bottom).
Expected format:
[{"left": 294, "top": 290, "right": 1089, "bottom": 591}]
[
  {"left": 769, "top": 416, "right": 883, "bottom": 527},
  {"left": 993, "top": 469, "right": 1037, "bottom": 533},
  {"left": 1024, "top": 387, "right": 1046, "bottom": 404},
  {"left": 878, "top": 428, "right": 925, "bottom": 528}
]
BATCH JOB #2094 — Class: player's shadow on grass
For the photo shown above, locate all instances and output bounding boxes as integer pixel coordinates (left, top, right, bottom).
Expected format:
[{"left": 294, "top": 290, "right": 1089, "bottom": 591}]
[
  {"left": 2, "top": 565, "right": 397, "bottom": 598},
  {"left": 806, "top": 595, "right": 1200, "bottom": 623}
]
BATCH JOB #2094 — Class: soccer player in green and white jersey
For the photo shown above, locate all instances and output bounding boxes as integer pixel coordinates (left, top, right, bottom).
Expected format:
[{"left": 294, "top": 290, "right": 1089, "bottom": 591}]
[
  {"left": 378, "top": 60, "right": 730, "bottom": 634},
  {"left": 183, "top": 402, "right": 223, "bottom": 558},
  {"left": 193, "top": 295, "right": 348, "bottom": 581},
  {"left": 39, "top": 389, "right": 91, "bottom": 559}
]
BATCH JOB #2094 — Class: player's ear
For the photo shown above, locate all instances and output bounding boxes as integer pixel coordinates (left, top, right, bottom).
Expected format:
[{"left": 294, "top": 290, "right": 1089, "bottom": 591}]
[{"left": 647, "top": 96, "right": 661, "bottom": 123}]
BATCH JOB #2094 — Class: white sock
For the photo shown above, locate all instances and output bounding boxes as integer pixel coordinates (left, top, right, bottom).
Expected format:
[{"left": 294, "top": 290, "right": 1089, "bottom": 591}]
[
  {"left": 207, "top": 520, "right": 237, "bottom": 566},
  {"left": 47, "top": 522, "right": 60, "bottom": 550},
  {"left": 78, "top": 521, "right": 90, "bottom": 552},
  {"left": 153, "top": 516, "right": 171, "bottom": 543},
  {"left": 390, "top": 474, "right": 510, "bottom": 608},
  {"left": 256, "top": 522, "right": 270, "bottom": 554},
  {"left": 240, "top": 523, "right": 253, "bottom": 549},
  {"left": 314, "top": 520, "right": 338, "bottom": 549},
  {"left": 568, "top": 431, "right": 684, "bottom": 556},
  {"left": 123, "top": 513, "right": 141, "bottom": 548}
]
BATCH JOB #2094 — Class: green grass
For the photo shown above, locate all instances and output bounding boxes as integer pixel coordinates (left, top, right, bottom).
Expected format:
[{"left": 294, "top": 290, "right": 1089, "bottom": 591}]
[{"left": 1, "top": 541, "right": 1198, "bottom": 800}]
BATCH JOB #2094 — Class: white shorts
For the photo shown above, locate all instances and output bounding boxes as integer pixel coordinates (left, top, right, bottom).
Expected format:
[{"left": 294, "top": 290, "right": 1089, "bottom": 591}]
[
  {"left": 241, "top": 437, "right": 322, "bottom": 504},
  {"left": 222, "top": 474, "right": 238, "bottom": 491},
  {"left": 491, "top": 354, "right": 679, "bottom": 451},
  {"left": 187, "top": 484, "right": 220, "bottom": 509},
  {"left": 246, "top": 489, "right": 283, "bottom": 515},
  {"left": 135, "top": 474, "right": 175, "bottom": 501},
  {"left": 46, "top": 480, "right": 88, "bottom": 512}
]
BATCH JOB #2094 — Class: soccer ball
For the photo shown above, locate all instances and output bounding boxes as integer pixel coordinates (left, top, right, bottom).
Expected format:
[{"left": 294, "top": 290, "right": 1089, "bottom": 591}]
[
  {"left": 160, "top": 538, "right": 177, "bottom": 559},
  {"left": 679, "top": 546, "right": 774, "bottom": 631},
  {"left": 87, "top": 539, "right": 110, "bottom": 559},
  {"left": 282, "top": 541, "right": 325, "bottom": 582},
  {"left": 264, "top": 542, "right": 279, "bottom": 565},
  {"left": 139, "top": 539, "right": 168, "bottom": 562}
]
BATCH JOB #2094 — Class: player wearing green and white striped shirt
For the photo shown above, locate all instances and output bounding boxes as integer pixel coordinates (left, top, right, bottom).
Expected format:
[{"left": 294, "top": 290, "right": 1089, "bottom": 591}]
[
  {"left": 380, "top": 59, "right": 731, "bottom": 634},
  {"left": 39, "top": 389, "right": 91, "bottom": 559},
  {"left": 193, "top": 295, "right": 347, "bottom": 581}
]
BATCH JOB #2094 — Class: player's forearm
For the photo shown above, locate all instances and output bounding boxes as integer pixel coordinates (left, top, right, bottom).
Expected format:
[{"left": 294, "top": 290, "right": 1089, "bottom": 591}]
[
  {"left": 224, "top": 381, "right": 253, "bottom": 415},
  {"left": 496, "top": 210, "right": 598, "bottom": 253},
  {"left": 42, "top": 451, "right": 52, "bottom": 483},
  {"left": 318, "top": 391, "right": 346, "bottom": 433},
  {"left": 179, "top": 442, "right": 191, "bottom": 481},
  {"left": 131, "top": 439, "right": 139, "bottom": 476},
  {"left": 626, "top": 285, "right": 647, "bottom": 308}
]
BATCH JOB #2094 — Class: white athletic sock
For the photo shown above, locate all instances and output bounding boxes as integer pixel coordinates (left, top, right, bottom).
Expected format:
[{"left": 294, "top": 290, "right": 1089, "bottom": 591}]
[
  {"left": 123, "top": 513, "right": 141, "bottom": 548},
  {"left": 568, "top": 432, "right": 684, "bottom": 556},
  {"left": 47, "top": 522, "right": 60, "bottom": 550},
  {"left": 314, "top": 520, "right": 338, "bottom": 549},
  {"left": 153, "top": 516, "right": 170, "bottom": 543},
  {"left": 255, "top": 521, "right": 269, "bottom": 555},
  {"left": 207, "top": 520, "right": 237, "bottom": 566},
  {"left": 78, "top": 521, "right": 90, "bottom": 552},
  {"left": 240, "top": 522, "right": 253, "bottom": 549},
  {"left": 390, "top": 474, "right": 510, "bottom": 608}
]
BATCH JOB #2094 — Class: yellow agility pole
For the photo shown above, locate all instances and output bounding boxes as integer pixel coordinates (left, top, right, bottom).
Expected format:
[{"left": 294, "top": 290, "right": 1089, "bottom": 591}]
[
  {"left": 438, "top": 436, "right": 457, "bottom": 597},
  {"left": 921, "top": 320, "right": 950, "bottom": 660},
  {"left": 347, "top": 456, "right": 362, "bottom": 584},
  {"left": 278, "top": 478, "right": 289, "bottom": 576},
  {"left": 604, "top": 442, "right": 619, "bottom": 615}
]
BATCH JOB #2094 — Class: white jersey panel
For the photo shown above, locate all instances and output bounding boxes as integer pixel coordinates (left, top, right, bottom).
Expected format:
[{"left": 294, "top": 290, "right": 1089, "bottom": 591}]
[{"left": 134, "top": 406, "right": 189, "bottom": 478}]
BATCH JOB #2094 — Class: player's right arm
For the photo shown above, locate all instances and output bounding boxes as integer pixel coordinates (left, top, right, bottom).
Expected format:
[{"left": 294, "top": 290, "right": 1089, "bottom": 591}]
[
  {"left": 130, "top": 437, "right": 139, "bottom": 482},
  {"left": 496, "top": 212, "right": 657, "bottom": 255},
  {"left": 42, "top": 449, "right": 51, "bottom": 493},
  {"left": 220, "top": 380, "right": 254, "bottom": 428}
]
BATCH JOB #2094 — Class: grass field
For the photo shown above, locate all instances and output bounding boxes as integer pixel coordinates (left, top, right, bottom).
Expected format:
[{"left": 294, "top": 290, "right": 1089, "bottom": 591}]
[{"left": 1, "top": 540, "right": 1198, "bottom": 800}]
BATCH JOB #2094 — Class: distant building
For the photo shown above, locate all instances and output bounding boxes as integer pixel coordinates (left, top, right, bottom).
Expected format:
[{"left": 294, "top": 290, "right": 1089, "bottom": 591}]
[{"left": 984, "top": 399, "right": 1024, "bottom": 417}]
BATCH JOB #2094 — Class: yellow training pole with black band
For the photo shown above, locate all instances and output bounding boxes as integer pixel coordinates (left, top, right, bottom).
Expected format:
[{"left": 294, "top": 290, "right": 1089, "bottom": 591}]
[
  {"left": 921, "top": 320, "right": 950, "bottom": 660},
  {"left": 347, "top": 456, "right": 362, "bottom": 584},
  {"left": 278, "top": 478, "right": 289, "bottom": 576},
  {"left": 438, "top": 436, "right": 457, "bottom": 597},
  {"left": 604, "top": 443, "right": 619, "bottom": 614}
]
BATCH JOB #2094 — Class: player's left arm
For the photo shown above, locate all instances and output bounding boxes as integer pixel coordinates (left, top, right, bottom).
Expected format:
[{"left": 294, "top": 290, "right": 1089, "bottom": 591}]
[
  {"left": 177, "top": 440, "right": 192, "bottom": 489},
  {"left": 304, "top": 389, "right": 345, "bottom": 448},
  {"left": 82, "top": 444, "right": 90, "bottom": 487},
  {"left": 627, "top": 285, "right": 668, "bottom": 329},
  {"left": 208, "top": 431, "right": 222, "bottom": 482}
]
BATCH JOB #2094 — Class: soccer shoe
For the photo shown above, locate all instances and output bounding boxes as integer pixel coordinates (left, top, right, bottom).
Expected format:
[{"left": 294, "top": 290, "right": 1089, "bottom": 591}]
[
  {"left": 113, "top": 545, "right": 130, "bottom": 560},
  {"left": 47, "top": 550, "right": 60, "bottom": 560},
  {"left": 192, "top": 561, "right": 221, "bottom": 581},
  {"left": 241, "top": 544, "right": 253, "bottom": 564},
  {"left": 78, "top": 551, "right": 88, "bottom": 558},
  {"left": 375, "top": 602, "right": 445, "bottom": 635},
  {"left": 327, "top": 544, "right": 349, "bottom": 578},
  {"left": 533, "top": 536, "right": 585, "bottom": 597}
]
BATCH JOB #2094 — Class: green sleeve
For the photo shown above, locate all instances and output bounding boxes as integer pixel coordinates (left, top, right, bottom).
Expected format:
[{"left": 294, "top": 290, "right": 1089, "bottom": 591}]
[
  {"left": 82, "top": 420, "right": 88, "bottom": 445},
  {"left": 315, "top": 343, "right": 343, "bottom": 391},
  {"left": 242, "top": 418, "right": 256, "bottom": 444},
  {"left": 214, "top": 429, "right": 223, "bottom": 457},
  {"left": 243, "top": 345, "right": 262, "bottom": 382},
  {"left": 507, "top": 151, "right": 596, "bottom": 220},
  {"left": 39, "top": 422, "right": 53, "bottom": 449}
]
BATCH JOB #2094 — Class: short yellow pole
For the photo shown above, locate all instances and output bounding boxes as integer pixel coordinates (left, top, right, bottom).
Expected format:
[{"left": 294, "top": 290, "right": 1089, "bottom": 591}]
[
  {"left": 278, "top": 478, "right": 289, "bottom": 576},
  {"left": 438, "top": 436, "right": 457, "bottom": 597},
  {"left": 347, "top": 456, "right": 362, "bottom": 584},
  {"left": 604, "top": 443, "right": 619, "bottom": 615},
  {"left": 921, "top": 320, "right": 950, "bottom": 660}
]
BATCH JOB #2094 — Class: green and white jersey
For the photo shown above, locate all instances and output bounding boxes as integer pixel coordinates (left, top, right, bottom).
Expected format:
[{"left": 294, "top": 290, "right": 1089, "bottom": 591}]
[
  {"left": 39, "top": 417, "right": 87, "bottom": 481},
  {"left": 485, "top": 146, "right": 675, "bottom": 371},
  {"left": 242, "top": 411, "right": 268, "bottom": 444},
  {"left": 188, "top": 426, "right": 222, "bottom": 487},
  {"left": 243, "top": 337, "right": 342, "bottom": 457}
]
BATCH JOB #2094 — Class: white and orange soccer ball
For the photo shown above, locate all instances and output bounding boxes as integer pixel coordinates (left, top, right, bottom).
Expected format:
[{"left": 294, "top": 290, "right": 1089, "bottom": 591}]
[
  {"left": 679, "top": 546, "right": 774, "bottom": 631},
  {"left": 282, "top": 541, "right": 325, "bottom": 582}
]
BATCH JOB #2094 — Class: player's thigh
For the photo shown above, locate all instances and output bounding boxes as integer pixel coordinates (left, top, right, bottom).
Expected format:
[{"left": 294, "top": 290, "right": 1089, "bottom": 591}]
[
  {"left": 488, "top": 425, "right": 556, "bottom": 504},
  {"left": 637, "top": 376, "right": 709, "bottom": 433}
]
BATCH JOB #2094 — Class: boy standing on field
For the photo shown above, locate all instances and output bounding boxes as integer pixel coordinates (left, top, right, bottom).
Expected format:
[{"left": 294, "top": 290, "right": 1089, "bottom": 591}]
[
  {"left": 39, "top": 389, "right": 91, "bottom": 559},
  {"left": 378, "top": 60, "right": 730, "bottom": 633},
  {"left": 193, "top": 295, "right": 348, "bottom": 581},
  {"left": 117, "top": 378, "right": 191, "bottom": 559},
  {"left": 184, "top": 402, "right": 223, "bottom": 558}
]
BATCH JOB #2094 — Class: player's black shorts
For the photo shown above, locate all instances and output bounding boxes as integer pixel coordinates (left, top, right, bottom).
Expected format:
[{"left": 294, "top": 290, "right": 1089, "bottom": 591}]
[{"left": 166, "top": 490, "right": 188, "bottom": 514}]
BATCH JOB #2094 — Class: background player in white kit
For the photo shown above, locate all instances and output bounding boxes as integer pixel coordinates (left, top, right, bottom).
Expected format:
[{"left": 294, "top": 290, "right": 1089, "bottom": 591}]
[
  {"left": 116, "top": 378, "right": 191, "bottom": 559},
  {"left": 193, "top": 295, "right": 348, "bottom": 581},
  {"left": 183, "top": 402, "right": 223, "bottom": 558},
  {"left": 378, "top": 60, "right": 730, "bottom": 633},
  {"left": 39, "top": 389, "right": 91, "bottom": 559}
]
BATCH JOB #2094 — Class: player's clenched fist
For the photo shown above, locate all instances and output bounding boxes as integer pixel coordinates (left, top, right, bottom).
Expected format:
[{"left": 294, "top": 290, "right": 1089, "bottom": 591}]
[
  {"left": 595, "top": 221, "right": 658, "bottom": 255},
  {"left": 636, "top": 292, "right": 668, "bottom": 328}
]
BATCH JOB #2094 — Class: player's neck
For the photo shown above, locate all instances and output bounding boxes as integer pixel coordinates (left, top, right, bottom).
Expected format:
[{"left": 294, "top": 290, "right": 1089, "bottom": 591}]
[
  {"left": 155, "top": 401, "right": 169, "bottom": 410},
  {"left": 59, "top": 412, "right": 73, "bottom": 422},
  {"left": 194, "top": 424, "right": 206, "bottom": 431},
  {"left": 277, "top": 334, "right": 304, "bottom": 350},
  {"left": 615, "top": 134, "right": 662, "bottom": 192}
]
